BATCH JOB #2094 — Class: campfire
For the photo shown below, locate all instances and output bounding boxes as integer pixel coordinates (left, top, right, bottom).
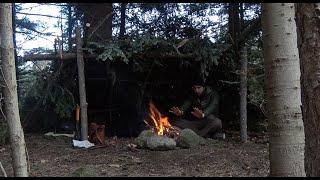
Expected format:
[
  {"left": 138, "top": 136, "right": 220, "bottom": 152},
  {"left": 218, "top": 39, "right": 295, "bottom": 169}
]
[
  {"left": 134, "top": 101, "right": 205, "bottom": 150},
  {"left": 144, "top": 101, "right": 180, "bottom": 140}
]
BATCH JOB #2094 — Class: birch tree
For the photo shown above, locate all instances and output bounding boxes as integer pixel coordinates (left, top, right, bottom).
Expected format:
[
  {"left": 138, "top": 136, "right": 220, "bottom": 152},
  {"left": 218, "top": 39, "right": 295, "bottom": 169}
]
[
  {"left": 261, "top": 3, "right": 305, "bottom": 176},
  {"left": 0, "top": 3, "right": 28, "bottom": 177}
]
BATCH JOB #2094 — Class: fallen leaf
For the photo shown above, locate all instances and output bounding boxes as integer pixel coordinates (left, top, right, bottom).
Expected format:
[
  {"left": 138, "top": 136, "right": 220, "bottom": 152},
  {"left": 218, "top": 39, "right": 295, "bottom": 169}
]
[
  {"left": 127, "top": 143, "right": 137, "bottom": 148},
  {"left": 132, "top": 158, "right": 143, "bottom": 165},
  {"left": 127, "top": 143, "right": 139, "bottom": 152},
  {"left": 112, "top": 136, "right": 118, "bottom": 141}
]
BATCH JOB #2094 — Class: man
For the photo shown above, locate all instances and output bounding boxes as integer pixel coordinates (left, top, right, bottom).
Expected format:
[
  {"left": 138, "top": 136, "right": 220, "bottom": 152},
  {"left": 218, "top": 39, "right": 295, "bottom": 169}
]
[{"left": 169, "top": 76, "right": 224, "bottom": 138}]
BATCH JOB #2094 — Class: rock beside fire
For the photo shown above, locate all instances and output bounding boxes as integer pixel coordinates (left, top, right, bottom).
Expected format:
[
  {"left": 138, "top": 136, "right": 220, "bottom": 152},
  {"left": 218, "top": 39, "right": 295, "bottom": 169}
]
[
  {"left": 176, "top": 129, "right": 206, "bottom": 149},
  {"left": 134, "top": 129, "right": 206, "bottom": 150},
  {"left": 134, "top": 130, "right": 176, "bottom": 150},
  {"left": 133, "top": 130, "right": 155, "bottom": 149},
  {"left": 146, "top": 136, "right": 176, "bottom": 151}
]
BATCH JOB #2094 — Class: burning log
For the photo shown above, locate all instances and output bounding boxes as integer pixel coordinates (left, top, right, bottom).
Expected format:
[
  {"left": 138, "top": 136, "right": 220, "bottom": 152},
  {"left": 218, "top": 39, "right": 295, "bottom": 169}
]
[
  {"left": 143, "top": 101, "right": 181, "bottom": 140},
  {"left": 164, "top": 126, "right": 181, "bottom": 141}
]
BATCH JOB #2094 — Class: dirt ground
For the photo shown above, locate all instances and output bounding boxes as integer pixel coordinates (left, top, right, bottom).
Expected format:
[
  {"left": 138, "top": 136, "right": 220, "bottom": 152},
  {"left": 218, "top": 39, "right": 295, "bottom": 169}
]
[{"left": 0, "top": 131, "right": 269, "bottom": 177}]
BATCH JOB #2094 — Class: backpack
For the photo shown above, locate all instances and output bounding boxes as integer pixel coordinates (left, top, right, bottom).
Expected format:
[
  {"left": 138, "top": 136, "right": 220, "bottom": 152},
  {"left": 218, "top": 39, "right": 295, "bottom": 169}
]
[{"left": 88, "top": 123, "right": 105, "bottom": 145}]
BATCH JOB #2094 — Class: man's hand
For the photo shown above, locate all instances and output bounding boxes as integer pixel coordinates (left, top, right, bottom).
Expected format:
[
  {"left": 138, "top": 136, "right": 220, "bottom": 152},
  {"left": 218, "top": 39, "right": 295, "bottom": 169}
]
[
  {"left": 191, "top": 107, "right": 205, "bottom": 119},
  {"left": 169, "top": 106, "right": 183, "bottom": 116}
]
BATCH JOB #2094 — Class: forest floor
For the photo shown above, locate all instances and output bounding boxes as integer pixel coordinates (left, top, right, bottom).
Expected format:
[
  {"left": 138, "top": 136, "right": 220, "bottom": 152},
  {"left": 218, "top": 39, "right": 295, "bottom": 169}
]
[{"left": 1, "top": 131, "right": 269, "bottom": 177}]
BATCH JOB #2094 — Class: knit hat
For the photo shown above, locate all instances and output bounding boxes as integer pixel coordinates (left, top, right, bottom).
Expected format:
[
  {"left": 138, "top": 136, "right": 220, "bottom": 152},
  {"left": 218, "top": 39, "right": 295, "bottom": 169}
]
[{"left": 192, "top": 76, "right": 205, "bottom": 87}]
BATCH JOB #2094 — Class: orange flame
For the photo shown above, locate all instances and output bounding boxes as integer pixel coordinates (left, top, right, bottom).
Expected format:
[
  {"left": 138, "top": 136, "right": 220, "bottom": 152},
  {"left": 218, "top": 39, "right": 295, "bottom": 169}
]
[{"left": 144, "top": 101, "right": 174, "bottom": 136}]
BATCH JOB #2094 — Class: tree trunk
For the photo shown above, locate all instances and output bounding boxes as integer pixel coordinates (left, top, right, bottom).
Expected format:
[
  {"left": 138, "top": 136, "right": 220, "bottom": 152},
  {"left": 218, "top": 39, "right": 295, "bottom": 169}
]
[
  {"left": 76, "top": 26, "right": 88, "bottom": 140},
  {"left": 119, "top": 3, "right": 126, "bottom": 38},
  {"left": 77, "top": 3, "right": 113, "bottom": 43},
  {"left": 0, "top": 3, "right": 28, "bottom": 177},
  {"left": 261, "top": 3, "right": 305, "bottom": 176},
  {"left": 67, "top": 4, "right": 73, "bottom": 52},
  {"left": 228, "top": 3, "right": 240, "bottom": 47},
  {"left": 11, "top": 3, "right": 19, "bottom": 101},
  {"left": 222, "top": 3, "right": 241, "bottom": 130},
  {"left": 238, "top": 3, "right": 247, "bottom": 143},
  {"left": 239, "top": 45, "right": 248, "bottom": 142},
  {"left": 296, "top": 3, "right": 320, "bottom": 177}
]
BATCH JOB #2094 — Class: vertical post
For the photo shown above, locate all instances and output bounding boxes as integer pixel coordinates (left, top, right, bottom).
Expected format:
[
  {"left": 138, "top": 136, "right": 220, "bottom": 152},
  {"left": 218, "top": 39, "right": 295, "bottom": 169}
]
[
  {"left": 76, "top": 26, "right": 88, "bottom": 140},
  {"left": 239, "top": 45, "right": 248, "bottom": 142}
]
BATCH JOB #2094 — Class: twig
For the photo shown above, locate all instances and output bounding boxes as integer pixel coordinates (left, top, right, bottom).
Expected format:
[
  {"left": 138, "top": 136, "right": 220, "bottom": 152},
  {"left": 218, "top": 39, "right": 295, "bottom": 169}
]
[
  {"left": 0, "top": 93, "right": 7, "bottom": 120},
  {"left": 0, "top": 67, "right": 12, "bottom": 95},
  {"left": 260, "top": 99, "right": 268, "bottom": 117},
  {"left": 0, "top": 161, "right": 7, "bottom": 177},
  {"left": 88, "top": 12, "right": 113, "bottom": 40},
  {"left": 0, "top": 108, "right": 6, "bottom": 121},
  {"left": 218, "top": 80, "right": 240, "bottom": 85},
  {"left": 35, "top": 143, "right": 50, "bottom": 152},
  {"left": 25, "top": 146, "right": 31, "bottom": 173},
  {"left": 21, "top": 99, "right": 41, "bottom": 128}
]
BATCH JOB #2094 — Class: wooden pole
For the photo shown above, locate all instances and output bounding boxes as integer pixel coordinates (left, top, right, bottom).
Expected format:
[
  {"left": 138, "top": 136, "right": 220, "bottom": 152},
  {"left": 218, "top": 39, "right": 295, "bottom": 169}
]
[
  {"left": 76, "top": 26, "right": 88, "bottom": 140},
  {"left": 239, "top": 45, "right": 248, "bottom": 143}
]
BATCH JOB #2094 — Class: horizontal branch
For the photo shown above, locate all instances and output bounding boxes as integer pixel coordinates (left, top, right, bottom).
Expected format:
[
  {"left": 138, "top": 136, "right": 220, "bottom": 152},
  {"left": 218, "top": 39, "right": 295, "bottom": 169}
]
[
  {"left": 16, "top": 12, "right": 68, "bottom": 20},
  {"left": 23, "top": 53, "right": 94, "bottom": 61},
  {"left": 23, "top": 52, "right": 194, "bottom": 61},
  {"left": 16, "top": 30, "right": 57, "bottom": 37},
  {"left": 16, "top": 12, "right": 67, "bottom": 19}
]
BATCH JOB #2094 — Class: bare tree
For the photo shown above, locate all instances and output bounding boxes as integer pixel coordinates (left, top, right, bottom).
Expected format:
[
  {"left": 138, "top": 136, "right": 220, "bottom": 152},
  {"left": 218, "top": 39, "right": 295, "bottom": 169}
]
[
  {"left": 261, "top": 3, "right": 305, "bottom": 176},
  {"left": 0, "top": 3, "right": 28, "bottom": 177}
]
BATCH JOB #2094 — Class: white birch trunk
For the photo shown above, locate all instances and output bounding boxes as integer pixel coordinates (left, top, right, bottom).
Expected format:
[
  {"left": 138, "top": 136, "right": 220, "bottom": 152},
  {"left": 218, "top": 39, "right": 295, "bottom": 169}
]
[
  {"left": 261, "top": 3, "right": 306, "bottom": 176},
  {"left": 0, "top": 3, "right": 28, "bottom": 177}
]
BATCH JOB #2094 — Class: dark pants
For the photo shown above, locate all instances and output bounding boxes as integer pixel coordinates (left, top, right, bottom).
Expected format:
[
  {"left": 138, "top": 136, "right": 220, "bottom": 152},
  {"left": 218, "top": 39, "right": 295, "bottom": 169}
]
[{"left": 171, "top": 114, "right": 222, "bottom": 137}]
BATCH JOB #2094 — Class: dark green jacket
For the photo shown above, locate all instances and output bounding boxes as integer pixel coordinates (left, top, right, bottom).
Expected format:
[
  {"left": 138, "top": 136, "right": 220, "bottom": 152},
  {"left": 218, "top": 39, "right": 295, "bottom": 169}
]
[{"left": 179, "top": 86, "right": 219, "bottom": 118}]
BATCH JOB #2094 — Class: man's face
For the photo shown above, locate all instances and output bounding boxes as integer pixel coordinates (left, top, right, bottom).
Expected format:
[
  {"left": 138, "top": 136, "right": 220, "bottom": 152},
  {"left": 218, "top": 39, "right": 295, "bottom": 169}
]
[{"left": 192, "top": 85, "right": 204, "bottom": 96}]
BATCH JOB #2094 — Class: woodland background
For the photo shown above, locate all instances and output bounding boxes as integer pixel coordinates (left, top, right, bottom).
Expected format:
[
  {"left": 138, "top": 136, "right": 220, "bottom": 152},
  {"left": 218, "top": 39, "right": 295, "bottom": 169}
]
[{"left": 1, "top": 3, "right": 319, "bottom": 177}]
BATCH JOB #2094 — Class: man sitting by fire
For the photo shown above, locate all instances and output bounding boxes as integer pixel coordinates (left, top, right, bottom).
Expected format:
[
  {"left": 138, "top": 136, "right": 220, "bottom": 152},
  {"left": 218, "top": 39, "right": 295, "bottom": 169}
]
[{"left": 169, "top": 76, "right": 225, "bottom": 139}]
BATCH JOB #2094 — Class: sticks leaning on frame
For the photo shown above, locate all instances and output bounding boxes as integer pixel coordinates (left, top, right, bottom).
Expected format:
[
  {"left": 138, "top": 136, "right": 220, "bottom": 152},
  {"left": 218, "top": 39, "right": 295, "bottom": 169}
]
[{"left": 0, "top": 161, "right": 7, "bottom": 177}]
